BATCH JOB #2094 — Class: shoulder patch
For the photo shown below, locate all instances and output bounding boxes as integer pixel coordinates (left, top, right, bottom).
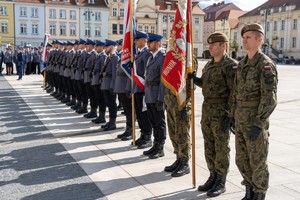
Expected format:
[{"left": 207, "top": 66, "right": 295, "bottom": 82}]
[{"left": 232, "top": 65, "right": 238, "bottom": 70}]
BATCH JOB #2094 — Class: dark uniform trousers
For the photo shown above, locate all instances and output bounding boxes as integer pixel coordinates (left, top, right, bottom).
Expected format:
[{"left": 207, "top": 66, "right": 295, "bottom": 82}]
[
  {"left": 146, "top": 103, "right": 166, "bottom": 144},
  {"left": 134, "top": 92, "right": 152, "bottom": 133},
  {"left": 103, "top": 90, "right": 117, "bottom": 119},
  {"left": 86, "top": 83, "right": 97, "bottom": 108},
  {"left": 54, "top": 72, "right": 60, "bottom": 91},
  {"left": 118, "top": 93, "right": 132, "bottom": 128},
  {"left": 92, "top": 86, "right": 106, "bottom": 113},
  {"left": 76, "top": 80, "right": 83, "bottom": 102},
  {"left": 81, "top": 82, "right": 89, "bottom": 105}
]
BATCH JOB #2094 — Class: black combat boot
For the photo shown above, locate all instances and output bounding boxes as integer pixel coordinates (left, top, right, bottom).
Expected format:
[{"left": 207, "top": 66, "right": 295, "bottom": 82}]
[
  {"left": 164, "top": 156, "right": 180, "bottom": 172},
  {"left": 131, "top": 132, "right": 145, "bottom": 146},
  {"left": 93, "top": 112, "right": 106, "bottom": 124},
  {"left": 143, "top": 142, "right": 157, "bottom": 156},
  {"left": 206, "top": 174, "right": 226, "bottom": 197},
  {"left": 171, "top": 159, "right": 190, "bottom": 177},
  {"left": 66, "top": 97, "right": 76, "bottom": 106},
  {"left": 252, "top": 192, "right": 266, "bottom": 200},
  {"left": 76, "top": 104, "right": 88, "bottom": 114},
  {"left": 62, "top": 95, "right": 70, "bottom": 103},
  {"left": 137, "top": 134, "right": 152, "bottom": 149},
  {"left": 149, "top": 143, "right": 164, "bottom": 159},
  {"left": 84, "top": 107, "right": 97, "bottom": 118},
  {"left": 71, "top": 101, "right": 81, "bottom": 110},
  {"left": 103, "top": 118, "right": 116, "bottom": 131},
  {"left": 242, "top": 185, "right": 254, "bottom": 200},
  {"left": 198, "top": 171, "right": 217, "bottom": 192},
  {"left": 121, "top": 127, "right": 133, "bottom": 140},
  {"left": 117, "top": 126, "right": 130, "bottom": 138}
]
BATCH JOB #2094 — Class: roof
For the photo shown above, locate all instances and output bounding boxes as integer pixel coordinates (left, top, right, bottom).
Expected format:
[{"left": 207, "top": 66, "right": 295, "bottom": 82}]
[
  {"left": 203, "top": 2, "right": 241, "bottom": 22},
  {"left": 155, "top": 0, "right": 205, "bottom": 14},
  {"left": 78, "top": 0, "right": 108, "bottom": 7},
  {"left": 240, "top": 0, "right": 300, "bottom": 18},
  {"left": 14, "top": 0, "right": 45, "bottom": 3},
  {"left": 216, "top": 10, "right": 247, "bottom": 29},
  {"left": 44, "top": 0, "right": 78, "bottom": 5}
]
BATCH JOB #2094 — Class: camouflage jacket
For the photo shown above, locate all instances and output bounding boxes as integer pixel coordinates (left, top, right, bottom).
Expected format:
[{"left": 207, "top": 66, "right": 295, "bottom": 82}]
[
  {"left": 195, "top": 54, "right": 238, "bottom": 114},
  {"left": 233, "top": 50, "right": 278, "bottom": 128}
]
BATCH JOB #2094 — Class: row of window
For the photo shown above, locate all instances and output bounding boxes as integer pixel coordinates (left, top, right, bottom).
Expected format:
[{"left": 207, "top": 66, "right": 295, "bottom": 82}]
[
  {"left": 162, "top": 15, "right": 201, "bottom": 24},
  {"left": 112, "top": 8, "right": 124, "bottom": 17},
  {"left": 266, "top": 19, "right": 298, "bottom": 31}
]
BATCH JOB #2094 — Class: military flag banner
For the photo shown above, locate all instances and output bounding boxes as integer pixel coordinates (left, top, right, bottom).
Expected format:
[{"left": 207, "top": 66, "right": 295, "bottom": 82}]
[
  {"left": 121, "top": 0, "right": 133, "bottom": 79},
  {"left": 41, "top": 33, "right": 50, "bottom": 63},
  {"left": 161, "top": 0, "right": 193, "bottom": 110}
]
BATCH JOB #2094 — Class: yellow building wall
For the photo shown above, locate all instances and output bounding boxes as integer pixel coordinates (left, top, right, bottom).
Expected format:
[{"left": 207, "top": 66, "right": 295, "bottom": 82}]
[{"left": 0, "top": 2, "right": 15, "bottom": 50}]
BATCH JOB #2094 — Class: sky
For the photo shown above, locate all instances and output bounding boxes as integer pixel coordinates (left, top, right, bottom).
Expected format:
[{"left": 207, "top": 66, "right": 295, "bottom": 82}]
[{"left": 198, "top": 0, "right": 268, "bottom": 11}]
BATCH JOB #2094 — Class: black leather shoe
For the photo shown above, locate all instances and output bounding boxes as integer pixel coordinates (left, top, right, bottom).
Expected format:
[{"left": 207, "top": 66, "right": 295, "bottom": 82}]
[
  {"left": 121, "top": 132, "right": 132, "bottom": 141},
  {"left": 76, "top": 108, "right": 88, "bottom": 114},
  {"left": 84, "top": 112, "right": 97, "bottom": 118},
  {"left": 149, "top": 144, "right": 164, "bottom": 159},
  {"left": 93, "top": 117, "right": 106, "bottom": 124},
  {"left": 164, "top": 158, "right": 180, "bottom": 172},
  {"left": 66, "top": 101, "right": 76, "bottom": 106},
  {"left": 103, "top": 123, "right": 116, "bottom": 131},
  {"left": 143, "top": 144, "right": 157, "bottom": 156},
  {"left": 171, "top": 159, "right": 190, "bottom": 177},
  {"left": 198, "top": 171, "right": 217, "bottom": 191},
  {"left": 137, "top": 139, "right": 152, "bottom": 149}
]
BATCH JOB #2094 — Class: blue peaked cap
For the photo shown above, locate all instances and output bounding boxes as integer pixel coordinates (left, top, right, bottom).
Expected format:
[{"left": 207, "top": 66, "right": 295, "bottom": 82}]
[
  {"left": 95, "top": 40, "right": 106, "bottom": 46},
  {"left": 56, "top": 40, "right": 64, "bottom": 45},
  {"left": 105, "top": 39, "right": 117, "bottom": 46},
  {"left": 147, "top": 33, "right": 163, "bottom": 42},
  {"left": 46, "top": 43, "right": 52, "bottom": 47},
  {"left": 134, "top": 31, "right": 148, "bottom": 39},
  {"left": 67, "top": 41, "right": 74, "bottom": 46},
  {"left": 79, "top": 39, "right": 86, "bottom": 45},
  {"left": 86, "top": 39, "right": 95, "bottom": 46},
  {"left": 74, "top": 40, "right": 79, "bottom": 45}
]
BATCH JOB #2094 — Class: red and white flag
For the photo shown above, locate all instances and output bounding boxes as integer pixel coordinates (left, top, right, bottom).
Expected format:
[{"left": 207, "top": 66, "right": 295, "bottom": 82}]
[
  {"left": 162, "top": 0, "right": 193, "bottom": 110},
  {"left": 41, "top": 33, "right": 50, "bottom": 62}
]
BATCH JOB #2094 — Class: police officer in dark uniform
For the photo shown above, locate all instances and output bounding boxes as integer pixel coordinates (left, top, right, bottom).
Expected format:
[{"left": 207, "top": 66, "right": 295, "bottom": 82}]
[
  {"left": 100, "top": 40, "right": 119, "bottom": 131},
  {"left": 74, "top": 39, "right": 88, "bottom": 113},
  {"left": 114, "top": 39, "right": 133, "bottom": 140},
  {"left": 62, "top": 41, "right": 75, "bottom": 104},
  {"left": 91, "top": 40, "right": 107, "bottom": 124},
  {"left": 142, "top": 33, "right": 166, "bottom": 159},
  {"left": 83, "top": 39, "right": 97, "bottom": 118},
  {"left": 126, "top": 31, "right": 153, "bottom": 148},
  {"left": 116, "top": 39, "right": 124, "bottom": 112}
]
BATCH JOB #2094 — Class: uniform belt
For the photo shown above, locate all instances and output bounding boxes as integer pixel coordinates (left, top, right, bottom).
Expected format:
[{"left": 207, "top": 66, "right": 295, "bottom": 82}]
[
  {"left": 145, "top": 80, "right": 160, "bottom": 86},
  {"left": 205, "top": 98, "right": 227, "bottom": 104},
  {"left": 117, "top": 71, "right": 127, "bottom": 77},
  {"left": 237, "top": 100, "right": 260, "bottom": 107}
]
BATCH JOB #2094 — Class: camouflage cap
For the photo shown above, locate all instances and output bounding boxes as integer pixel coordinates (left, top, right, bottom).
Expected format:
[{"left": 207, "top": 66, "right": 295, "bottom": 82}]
[
  {"left": 241, "top": 23, "right": 264, "bottom": 36},
  {"left": 207, "top": 32, "right": 228, "bottom": 44}
]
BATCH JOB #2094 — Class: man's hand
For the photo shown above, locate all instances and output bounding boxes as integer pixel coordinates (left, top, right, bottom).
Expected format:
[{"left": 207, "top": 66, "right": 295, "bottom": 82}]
[
  {"left": 249, "top": 126, "right": 262, "bottom": 141},
  {"left": 224, "top": 117, "right": 235, "bottom": 133},
  {"left": 187, "top": 71, "right": 196, "bottom": 80},
  {"left": 155, "top": 101, "right": 164, "bottom": 111},
  {"left": 128, "top": 61, "right": 133, "bottom": 69}
]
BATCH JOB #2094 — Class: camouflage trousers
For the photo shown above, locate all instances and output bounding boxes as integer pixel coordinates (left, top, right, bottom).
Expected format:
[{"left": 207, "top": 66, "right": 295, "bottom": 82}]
[
  {"left": 165, "top": 93, "right": 191, "bottom": 160},
  {"left": 235, "top": 107, "right": 269, "bottom": 193},
  {"left": 201, "top": 103, "right": 230, "bottom": 176}
]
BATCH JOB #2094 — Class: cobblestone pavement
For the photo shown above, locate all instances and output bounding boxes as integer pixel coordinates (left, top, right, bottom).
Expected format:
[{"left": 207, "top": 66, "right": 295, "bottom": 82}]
[{"left": 0, "top": 75, "right": 106, "bottom": 200}]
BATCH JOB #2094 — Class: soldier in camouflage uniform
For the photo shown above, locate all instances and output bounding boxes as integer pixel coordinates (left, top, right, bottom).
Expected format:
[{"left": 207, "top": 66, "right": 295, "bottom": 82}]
[
  {"left": 164, "top": 75, "right": 192, "bottom": 177},
  {"left": 233, "top": 23, "right": 278, "bottom": 200},
  {"left": 191, "top": 32, "right": 237, "bottom": 197}
]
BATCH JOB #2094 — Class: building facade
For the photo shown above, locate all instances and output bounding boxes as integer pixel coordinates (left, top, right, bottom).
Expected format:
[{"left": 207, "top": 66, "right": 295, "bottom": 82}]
[
  {"left": 14, "top": 0, "right": 45, "bottom": 47},
  {"left": 108, "top": 0, "right": 125, "bottom": 41},
  {"left": 45, "top": 0, "right": 80, "bottom": 42},
  {"left": 0, "top": 1, "right": 15, "bottom": 50},
  {"left": 238, "top": 0, "right": 300, "bottom": 59},
  {"left": 79, "top": 0, "right": 109, "bottom": 41}
]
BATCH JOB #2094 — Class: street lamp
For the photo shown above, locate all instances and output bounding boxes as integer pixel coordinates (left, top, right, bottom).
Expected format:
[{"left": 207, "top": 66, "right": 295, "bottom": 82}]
[
  {"left": 262, "top": 8, "right": 271, "bottom": 54},
  {"left": 83, "top": 9, "right": 94, "bottom": 38}
]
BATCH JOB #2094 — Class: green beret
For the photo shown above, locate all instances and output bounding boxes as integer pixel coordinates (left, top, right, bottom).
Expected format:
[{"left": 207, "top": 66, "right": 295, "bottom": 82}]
[
  {"left": 207, "top": 32, "right": 228, "bottom": 44},
  {"left": 241, "top": 23, "right": 264, "bottom": 36}
]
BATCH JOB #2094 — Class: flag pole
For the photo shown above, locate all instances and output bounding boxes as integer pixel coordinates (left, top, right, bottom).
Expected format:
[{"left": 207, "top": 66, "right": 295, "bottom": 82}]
[
  {"left": 187, "top": 0, "right": 196, "bottom": 188},
  {"left": 129, "top": 0, "right": 136, "bottom": 145}
]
